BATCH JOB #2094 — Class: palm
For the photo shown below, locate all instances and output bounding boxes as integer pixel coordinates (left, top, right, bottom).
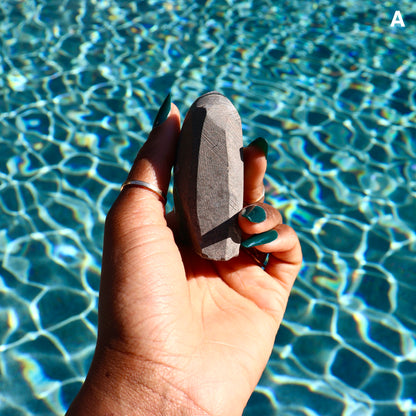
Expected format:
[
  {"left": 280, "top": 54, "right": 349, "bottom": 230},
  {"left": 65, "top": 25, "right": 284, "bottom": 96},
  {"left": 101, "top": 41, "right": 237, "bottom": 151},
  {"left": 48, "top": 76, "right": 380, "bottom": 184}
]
[{"left": 150, "top": 245, "right": 280, "bottom": 416}]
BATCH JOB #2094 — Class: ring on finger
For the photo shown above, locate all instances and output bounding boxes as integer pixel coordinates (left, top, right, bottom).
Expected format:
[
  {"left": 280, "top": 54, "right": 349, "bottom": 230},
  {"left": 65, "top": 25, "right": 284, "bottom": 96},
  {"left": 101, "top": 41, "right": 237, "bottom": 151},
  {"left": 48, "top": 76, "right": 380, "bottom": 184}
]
[
  {"left": 244, "top": 185, "right": 265, "bottom": 205},
  {"left": 121, "top": 179, "right": 167, "bottom": 204},
  {"left": 242, "top": 247, "right": 269, "bottom": 268}
]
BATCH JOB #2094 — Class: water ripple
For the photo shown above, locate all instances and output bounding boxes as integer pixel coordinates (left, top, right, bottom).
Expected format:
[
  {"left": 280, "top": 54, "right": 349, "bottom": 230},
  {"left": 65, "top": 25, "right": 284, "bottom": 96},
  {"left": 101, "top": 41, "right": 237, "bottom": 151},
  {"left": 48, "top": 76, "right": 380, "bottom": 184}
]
[{"left": 0, "top": 0, "right": 416, "bottom": 415}]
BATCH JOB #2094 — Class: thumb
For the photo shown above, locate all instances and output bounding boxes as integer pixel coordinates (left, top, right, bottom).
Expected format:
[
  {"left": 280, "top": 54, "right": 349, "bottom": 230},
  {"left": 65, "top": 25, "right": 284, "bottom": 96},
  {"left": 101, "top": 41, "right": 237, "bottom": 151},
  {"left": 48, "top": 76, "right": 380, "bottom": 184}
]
[{"left": 100, "top": 96, "right": 187, "bottom": 319}]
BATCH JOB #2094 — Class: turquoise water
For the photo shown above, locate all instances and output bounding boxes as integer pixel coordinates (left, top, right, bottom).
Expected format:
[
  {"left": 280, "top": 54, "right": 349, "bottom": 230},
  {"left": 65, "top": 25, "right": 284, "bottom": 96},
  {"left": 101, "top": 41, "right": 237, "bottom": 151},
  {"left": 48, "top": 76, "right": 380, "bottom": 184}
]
[{"left": 1, "top": 0, "right": 416, "bottom": 415}]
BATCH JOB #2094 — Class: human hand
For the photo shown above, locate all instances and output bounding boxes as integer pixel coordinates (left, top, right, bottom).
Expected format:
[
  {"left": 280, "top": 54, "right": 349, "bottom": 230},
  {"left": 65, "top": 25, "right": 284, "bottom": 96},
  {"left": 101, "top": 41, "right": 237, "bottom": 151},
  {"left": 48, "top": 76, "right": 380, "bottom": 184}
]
[{"left": 66, "top": 97, "right": 302, "bottom": 416}]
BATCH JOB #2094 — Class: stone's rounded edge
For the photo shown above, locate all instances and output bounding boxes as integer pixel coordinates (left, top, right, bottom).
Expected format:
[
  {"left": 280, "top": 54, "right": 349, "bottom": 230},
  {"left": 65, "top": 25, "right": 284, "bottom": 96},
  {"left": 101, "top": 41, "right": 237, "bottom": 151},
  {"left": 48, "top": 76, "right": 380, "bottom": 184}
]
[
  {"left": 193, "top": 91, "right": 236, "bottom": 113},
  {"left": 197, "top": 90, "right": 224, "bottom": 100}
]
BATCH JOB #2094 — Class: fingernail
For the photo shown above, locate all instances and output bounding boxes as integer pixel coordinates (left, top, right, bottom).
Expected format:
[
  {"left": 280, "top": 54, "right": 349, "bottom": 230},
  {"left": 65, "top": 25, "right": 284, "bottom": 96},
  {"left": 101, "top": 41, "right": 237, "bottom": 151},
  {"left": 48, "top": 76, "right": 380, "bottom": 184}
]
[
  {"left": 152, "top": 93, "right": 171, "bottom": 128},
  {"left": 249, "top": 137, "right": 268, "bottom": 158},
  {"left": 241, "top": 205, "right": 266, "bottom": 223},
  {"left": 241, "top": 229, "right": 278, "bottom": 248}
]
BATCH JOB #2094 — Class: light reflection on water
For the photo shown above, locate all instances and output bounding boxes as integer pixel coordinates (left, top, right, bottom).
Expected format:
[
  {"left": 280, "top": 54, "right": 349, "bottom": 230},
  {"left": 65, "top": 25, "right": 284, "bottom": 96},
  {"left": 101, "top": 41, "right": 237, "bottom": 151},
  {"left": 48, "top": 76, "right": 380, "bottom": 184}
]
[{"left": 0, "top": 0, "right": 415, "bottom": 415}]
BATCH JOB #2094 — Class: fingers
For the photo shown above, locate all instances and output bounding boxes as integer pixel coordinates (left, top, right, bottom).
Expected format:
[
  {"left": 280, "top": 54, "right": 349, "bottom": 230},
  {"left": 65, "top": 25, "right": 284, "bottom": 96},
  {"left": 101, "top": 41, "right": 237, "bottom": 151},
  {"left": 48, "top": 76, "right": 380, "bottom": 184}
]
[
  {"left": 100, "top": 96, "right": 187, "bottom": 324},
  {"left": 215, "top": 208, "right": 302, "bottom": 326},
  {"left": 243, "top": 138, "right": 268, "bottom": 205},
  {"left": 108, "top": 96, "right": 181, "bottom": 230},
  {"left": 102, "top": 94, "right": 184, "bottom": 280},
  {"left": 240, "top": 137, "right": 302, "bottom": 291},
  {"left": 216, "top": 211, "right": 302, "bottom": 327},
  {"left": 238, "top": 203, "right": 282, "bottom": 235},
  {"left": 102, "top": 94, "right": 182, "bottom": 274},
  {"left": 238, "top": 203, "right": 303, "bottom": 289}
]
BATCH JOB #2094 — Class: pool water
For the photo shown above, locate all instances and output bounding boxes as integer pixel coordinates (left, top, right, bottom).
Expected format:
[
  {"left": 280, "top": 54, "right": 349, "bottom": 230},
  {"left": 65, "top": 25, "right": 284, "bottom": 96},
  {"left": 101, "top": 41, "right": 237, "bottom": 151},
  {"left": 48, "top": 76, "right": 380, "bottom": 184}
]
[{"left": 1, "top": 0, "right": 416, "bottom": 415}]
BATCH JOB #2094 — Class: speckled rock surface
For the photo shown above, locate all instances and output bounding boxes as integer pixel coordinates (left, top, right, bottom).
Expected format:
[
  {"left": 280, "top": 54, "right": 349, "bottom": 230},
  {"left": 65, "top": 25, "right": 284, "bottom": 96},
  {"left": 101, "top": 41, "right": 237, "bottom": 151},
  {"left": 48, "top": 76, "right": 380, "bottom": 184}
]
[{"left": 173, "top": 91, "right": 244, "bottom": 261}]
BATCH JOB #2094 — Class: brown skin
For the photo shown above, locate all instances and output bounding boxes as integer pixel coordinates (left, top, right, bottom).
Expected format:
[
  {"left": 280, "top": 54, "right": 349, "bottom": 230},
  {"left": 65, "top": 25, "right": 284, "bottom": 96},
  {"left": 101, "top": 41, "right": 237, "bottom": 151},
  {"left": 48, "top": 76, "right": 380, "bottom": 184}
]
[{"left": 66, "top": 103, "right": 302, "bottom": 416}]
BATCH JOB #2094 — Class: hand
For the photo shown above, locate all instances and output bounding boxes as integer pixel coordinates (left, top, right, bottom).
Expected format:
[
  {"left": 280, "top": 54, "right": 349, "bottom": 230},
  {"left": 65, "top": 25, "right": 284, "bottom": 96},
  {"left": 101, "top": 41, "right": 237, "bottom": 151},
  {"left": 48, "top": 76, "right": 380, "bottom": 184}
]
[{"left": 66, "top": 100, "right": 302, "bottom": 416}]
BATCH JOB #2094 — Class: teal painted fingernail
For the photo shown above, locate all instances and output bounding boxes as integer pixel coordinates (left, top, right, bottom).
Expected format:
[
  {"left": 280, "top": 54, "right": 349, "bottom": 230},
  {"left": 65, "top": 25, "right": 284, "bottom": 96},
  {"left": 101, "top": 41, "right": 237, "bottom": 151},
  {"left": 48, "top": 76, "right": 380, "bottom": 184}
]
[
  {"left": 152, "top": 93, "right": 171, "bottom": 128},
  {"left": 249, "top": 137, "right": 268, "bottom": 158},
  {"left": 241, "top": 205, "right": 266, "bottom": 223},
  {"left": 241, "top": 229, "right": 278, "bottom": 248}
]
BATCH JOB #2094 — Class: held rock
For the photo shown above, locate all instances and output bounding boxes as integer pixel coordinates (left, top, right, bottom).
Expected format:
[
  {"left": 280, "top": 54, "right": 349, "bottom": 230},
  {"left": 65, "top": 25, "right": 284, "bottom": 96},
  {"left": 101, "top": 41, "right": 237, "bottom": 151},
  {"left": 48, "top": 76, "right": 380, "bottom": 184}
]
[{"left": 173, "top": 91, "right": 244, "bottom": 261}]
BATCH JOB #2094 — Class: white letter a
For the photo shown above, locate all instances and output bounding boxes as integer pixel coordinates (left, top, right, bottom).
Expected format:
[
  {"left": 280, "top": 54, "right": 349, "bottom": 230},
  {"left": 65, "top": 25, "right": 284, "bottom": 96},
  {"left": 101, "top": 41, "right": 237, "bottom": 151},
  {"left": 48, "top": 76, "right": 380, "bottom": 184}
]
[{"left": 390, "top": 11, "right": 405, "bottom": 27}]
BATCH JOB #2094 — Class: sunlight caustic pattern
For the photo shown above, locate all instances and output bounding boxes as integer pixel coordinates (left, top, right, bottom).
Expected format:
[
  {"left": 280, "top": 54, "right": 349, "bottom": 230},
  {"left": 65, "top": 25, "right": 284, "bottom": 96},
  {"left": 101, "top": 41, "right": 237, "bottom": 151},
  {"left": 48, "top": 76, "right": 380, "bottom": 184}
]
[{"left": 0, "top": 0, "right": 415, "bottom": 415}]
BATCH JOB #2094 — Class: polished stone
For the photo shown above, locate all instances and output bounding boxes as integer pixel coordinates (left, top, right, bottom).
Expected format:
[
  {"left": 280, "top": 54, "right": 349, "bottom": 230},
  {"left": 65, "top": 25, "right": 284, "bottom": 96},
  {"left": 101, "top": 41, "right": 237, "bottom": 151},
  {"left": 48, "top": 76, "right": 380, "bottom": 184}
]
[{"left": 173, "top": 91, "right": 244, "bottom": 260}]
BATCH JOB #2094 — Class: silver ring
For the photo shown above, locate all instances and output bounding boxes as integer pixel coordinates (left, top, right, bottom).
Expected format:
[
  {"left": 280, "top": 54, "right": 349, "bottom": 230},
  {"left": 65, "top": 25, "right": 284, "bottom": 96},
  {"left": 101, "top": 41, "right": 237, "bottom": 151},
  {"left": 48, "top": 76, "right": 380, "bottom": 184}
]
[
  {"left": 244, "top": 185, "right": 265, "bottom": 205},
  {"left": 121, "top": 180, "right": 167, "bottom": 203},
  {"left": 242, "top": 247, "right": 269, "bottom": 269}
]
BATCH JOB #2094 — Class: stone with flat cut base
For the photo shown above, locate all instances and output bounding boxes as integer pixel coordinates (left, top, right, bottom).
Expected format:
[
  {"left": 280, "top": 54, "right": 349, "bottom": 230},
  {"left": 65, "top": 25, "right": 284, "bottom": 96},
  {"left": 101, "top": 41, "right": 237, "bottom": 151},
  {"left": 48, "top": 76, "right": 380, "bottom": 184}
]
[{"left": 173, "top": 91, "right": 244, "bottom": 261}]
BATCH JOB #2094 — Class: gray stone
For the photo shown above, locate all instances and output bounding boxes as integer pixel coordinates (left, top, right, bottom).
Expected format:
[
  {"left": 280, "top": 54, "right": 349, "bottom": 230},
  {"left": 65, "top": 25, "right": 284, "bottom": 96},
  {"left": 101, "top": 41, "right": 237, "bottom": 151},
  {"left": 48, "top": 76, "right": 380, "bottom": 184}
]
[{"left": 173, "top": 91, "right": 244, "bottom": 261}]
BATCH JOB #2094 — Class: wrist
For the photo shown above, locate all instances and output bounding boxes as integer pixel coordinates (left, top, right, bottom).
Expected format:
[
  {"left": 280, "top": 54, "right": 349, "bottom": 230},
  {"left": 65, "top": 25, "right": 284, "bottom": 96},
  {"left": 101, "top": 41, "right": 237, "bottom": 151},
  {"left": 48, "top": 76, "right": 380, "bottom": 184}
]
[{"left": 66, "top": 344, "right": 210, "bottom": 416}]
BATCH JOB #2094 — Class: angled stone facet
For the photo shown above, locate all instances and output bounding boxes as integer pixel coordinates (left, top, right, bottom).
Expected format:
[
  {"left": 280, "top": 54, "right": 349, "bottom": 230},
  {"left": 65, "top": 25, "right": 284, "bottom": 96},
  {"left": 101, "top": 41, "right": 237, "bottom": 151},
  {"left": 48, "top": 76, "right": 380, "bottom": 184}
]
[{"left": 173, "top": 91, "right": 244, "bottom": 261}]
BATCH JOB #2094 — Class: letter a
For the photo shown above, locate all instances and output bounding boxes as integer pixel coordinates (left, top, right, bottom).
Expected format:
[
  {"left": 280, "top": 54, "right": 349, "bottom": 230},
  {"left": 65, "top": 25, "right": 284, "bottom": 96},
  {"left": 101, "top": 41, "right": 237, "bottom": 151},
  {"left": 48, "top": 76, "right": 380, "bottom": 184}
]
[{"left": 390, "top": 11, "right": 405, "bottom": 27}]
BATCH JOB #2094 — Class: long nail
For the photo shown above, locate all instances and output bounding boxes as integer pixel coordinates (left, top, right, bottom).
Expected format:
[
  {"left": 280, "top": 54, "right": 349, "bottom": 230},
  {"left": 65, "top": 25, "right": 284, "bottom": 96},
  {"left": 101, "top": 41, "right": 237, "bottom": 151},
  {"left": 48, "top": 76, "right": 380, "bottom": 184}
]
[
  {"left": 248, "top": 137, "right": 268, "bottom": 158},
  {"left": 241, "top": 205, "right": 266, "bottom": 223},
  {"left": 241, "top": 229, "right": 278, "bottom": 248},
  {"left": 152, "top": 93, "right": 171, "bottom": 128}
]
